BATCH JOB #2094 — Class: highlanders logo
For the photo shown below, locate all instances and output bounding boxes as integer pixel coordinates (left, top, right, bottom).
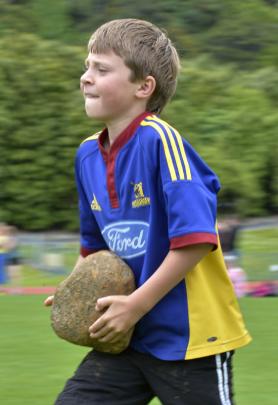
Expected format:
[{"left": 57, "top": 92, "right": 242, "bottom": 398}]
[
  {"left": 101, "top": 221, "right": 149, "bottom": 258},
  {"left": 131, "top": 182, "right": 150, "bottom": 208},
  {"left": 90, "top": 194, "right": 101, "bottom": 211}
]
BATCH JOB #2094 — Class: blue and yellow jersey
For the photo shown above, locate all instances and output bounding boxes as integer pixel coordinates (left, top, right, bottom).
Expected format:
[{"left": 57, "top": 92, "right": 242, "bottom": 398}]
[{"left": 75, "top": 111, "right": 251, "bottom": 360}]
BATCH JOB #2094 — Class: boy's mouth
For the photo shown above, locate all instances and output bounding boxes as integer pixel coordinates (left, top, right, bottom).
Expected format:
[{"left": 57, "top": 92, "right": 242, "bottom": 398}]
[{"left": 84, "top": 93, "right": 99, "bottom": 99}]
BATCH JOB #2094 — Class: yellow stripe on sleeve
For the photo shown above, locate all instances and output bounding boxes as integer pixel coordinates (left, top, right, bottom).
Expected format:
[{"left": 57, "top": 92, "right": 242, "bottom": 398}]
[
  {"left": 146, "top": 116, "right": 192, "bottom": 181},
  {"left": 148, "top": 116, "right": 185, "bottom": 180},
  {"left": 141, "top": 120, "right": 177, "bottom": 181},
  {"left": 172, "top": 127, "right": 192, "bottom": 180}
]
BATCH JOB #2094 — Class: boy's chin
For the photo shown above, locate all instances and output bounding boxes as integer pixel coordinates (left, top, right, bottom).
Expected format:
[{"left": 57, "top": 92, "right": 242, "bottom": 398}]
[
  {"left": 85, "top": 109, "right": 103, "bottom": 121},
  {"left": 85, "top": 110, "right": 110, "bottom": 124}
]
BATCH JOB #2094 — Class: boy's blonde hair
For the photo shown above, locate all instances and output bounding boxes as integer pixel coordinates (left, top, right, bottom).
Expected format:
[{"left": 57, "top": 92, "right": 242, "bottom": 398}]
[{"left": 88, "top": 19, "right": 180, "bottom": 114}]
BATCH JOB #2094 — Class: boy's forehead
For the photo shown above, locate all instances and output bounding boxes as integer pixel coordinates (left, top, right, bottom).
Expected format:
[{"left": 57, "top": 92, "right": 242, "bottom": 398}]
[{"left": 85, "top": 50, "right": 119, "bottom": 64}]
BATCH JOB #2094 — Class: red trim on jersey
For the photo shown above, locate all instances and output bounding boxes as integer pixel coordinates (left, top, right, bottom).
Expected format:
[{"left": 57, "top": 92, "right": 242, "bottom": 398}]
[
  {"left": 170, "top": 233, "right": 218, "bottom": 250},
  {"left": 98, "top": 111, "right": 151, "bottom": 208},
  {"left": 80, "top": 246, "right": 101, "bottom": 257}
]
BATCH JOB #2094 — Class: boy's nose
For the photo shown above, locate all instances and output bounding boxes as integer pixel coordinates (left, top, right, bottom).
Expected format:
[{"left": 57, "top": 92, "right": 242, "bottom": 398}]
[{"left": 80, "top": 71, "right": 94, "bottom": 86}]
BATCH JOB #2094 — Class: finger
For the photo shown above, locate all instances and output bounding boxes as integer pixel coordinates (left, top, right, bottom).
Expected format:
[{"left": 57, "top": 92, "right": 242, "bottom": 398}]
[
  {"left": 98, "top": 330, "right": 118, "bottom": 343},
  {"left": 89, "top": 315, "right": 107, "bottom": 334},
  {"left": 44, "top": 296, "right": 54, "bottom": 306},
  {"left": 95, "top": 296, "right": 115, "bottom": 311},
  {"left": 89, "top": 325, "right": 111, "bottom": 339}
]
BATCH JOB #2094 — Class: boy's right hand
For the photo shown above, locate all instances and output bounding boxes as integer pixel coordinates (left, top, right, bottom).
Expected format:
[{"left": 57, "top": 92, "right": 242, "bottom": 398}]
[{"left": 44, "top": 295, "right": 54, "bottom": 306}]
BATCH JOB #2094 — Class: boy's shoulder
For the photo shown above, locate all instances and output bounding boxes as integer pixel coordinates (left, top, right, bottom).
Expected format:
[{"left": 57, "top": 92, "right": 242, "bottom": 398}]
[
  {"left": 140, "top": 114, "right": 182, "bottom": 142},
  {"left": 76, "top": 131, "right": 101, "bottom": 160},
  {"left": 138, "top": 114, "right": 185, "bottom": 153},
  {"left": 81, "top": 131, "right": 102, "bottom": 145},
  {"left": 139, "top": 115, "right": 197, "bottom": 183}
]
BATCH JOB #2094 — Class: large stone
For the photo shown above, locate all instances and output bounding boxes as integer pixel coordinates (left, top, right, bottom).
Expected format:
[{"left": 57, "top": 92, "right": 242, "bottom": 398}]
[{"left": 51, "top": 250, "right": 136, "bottom": 353}]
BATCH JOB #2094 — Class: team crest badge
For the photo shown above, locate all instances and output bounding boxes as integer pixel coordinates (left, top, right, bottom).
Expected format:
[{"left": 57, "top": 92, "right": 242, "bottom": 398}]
[
  {"left": 131, "top": 182, "right": 150, "bottom": 208},
  {"left": 90, "top": 194, "right": 101, "bottom": 211}
]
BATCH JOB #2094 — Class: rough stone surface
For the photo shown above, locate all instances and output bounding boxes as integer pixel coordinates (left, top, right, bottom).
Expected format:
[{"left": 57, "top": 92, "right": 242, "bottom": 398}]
[{"left": 51, "top": 250, "right": 135, "bottom": 353}]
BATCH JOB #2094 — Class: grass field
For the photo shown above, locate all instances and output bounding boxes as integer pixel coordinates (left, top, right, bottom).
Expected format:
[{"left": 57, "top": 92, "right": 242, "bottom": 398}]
[{"left": 0, "top": 295, "right": 277, "bottom": 404}]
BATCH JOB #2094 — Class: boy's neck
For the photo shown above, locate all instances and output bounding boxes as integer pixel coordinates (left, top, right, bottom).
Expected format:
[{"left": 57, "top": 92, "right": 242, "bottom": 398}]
[{"left": 105, "top": 108, "right": 147, "bottom": 149}]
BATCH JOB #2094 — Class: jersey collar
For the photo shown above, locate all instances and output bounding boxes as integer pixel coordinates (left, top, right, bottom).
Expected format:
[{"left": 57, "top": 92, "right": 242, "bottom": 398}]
[{"left": 98, "top": 111, "right": 151, "bottom": 160}]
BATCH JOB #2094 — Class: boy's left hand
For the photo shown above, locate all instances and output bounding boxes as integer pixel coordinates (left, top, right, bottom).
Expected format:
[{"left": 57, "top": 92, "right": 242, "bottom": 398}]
[{"left": 89, "top": 295, "right": 143, "bottom": 343}]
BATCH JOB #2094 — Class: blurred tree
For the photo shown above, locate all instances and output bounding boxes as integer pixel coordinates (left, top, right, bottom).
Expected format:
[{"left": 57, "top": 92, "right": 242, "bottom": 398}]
[
  {"left": 202, "top": 0, "right": 278, "bottom": 67},
  {"left": 65, "top": 0, "right": 278, "bottom": 67},
  {"left": 1, "top": 0, "right": 277, "bottom": 67},
  {"left": 29, "top": 0, "right": 70, "bottom": 40},
  {"left": 0, "top": 0, "right": 277, "bottom": 230},
  {"left": 263, "top": 0, "right": 278, "bottom": 5},
  {"left": 0, "top": 0, "right": 37, "bottom": 33},
  {"left": 165, "top": 57, "right": 278, "bottom": 216},
  {"left": 0, "top": 33, "right": 99, "bottom": 230}
]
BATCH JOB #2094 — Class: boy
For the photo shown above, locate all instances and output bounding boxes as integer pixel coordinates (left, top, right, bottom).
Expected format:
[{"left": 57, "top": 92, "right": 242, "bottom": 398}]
[{"left": 45, "top": 19, "right": 251, "bottom": 404}]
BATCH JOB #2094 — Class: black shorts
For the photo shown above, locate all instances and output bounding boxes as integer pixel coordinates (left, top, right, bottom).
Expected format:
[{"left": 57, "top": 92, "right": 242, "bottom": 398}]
[{"left": 55, "top": 349, "right": 234, "bottom": 405}]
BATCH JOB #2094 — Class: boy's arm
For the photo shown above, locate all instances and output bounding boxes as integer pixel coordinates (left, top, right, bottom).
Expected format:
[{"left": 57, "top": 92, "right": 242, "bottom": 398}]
[{"left": 89, "top": 243, "right": 212, "bottom": 343}]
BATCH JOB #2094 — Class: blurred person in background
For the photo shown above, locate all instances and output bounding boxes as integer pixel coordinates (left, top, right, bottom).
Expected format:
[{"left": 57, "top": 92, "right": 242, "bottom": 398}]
[
  {"left": 218, "top": 217, "right": 240, "bottom": 257},
  {"left": 5, "top": 225, "right": 22, "bottom": 286},
  {"left": 225, "top": 255, "right": 248, "bottom": 298},
  {"left": 0, "top": 223, "right": 9, "bottom": 284},
  {"left": 218, "top": 217, "right": 248, "bottom": 296}
]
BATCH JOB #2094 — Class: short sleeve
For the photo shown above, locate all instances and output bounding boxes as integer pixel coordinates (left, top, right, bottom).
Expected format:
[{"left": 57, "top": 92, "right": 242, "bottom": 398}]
[
  {"left": 158, "top": 127, "right": 220, "bottom": 250},
  {"left": 75, "top": 152, "right": 107, "bottom": 256}
]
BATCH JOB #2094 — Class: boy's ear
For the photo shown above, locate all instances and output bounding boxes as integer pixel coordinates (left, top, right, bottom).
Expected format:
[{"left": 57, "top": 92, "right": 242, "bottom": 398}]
[{"left": 136, "top": 76, "right": 156, "bottom": 100}]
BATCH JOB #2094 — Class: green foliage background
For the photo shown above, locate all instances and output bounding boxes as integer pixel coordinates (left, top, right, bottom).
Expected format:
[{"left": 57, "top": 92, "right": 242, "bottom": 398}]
[{"left": 0, "top": 0, "right": 277, "bottom": 230}]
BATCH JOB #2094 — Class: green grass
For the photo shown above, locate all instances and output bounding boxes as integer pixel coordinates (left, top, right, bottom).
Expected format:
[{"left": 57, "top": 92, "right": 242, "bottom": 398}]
[
  {"left": 12, "top": 264, "right": 67, "bottom": 287},
  {"left": 233, "top": 298, "right": 277, "bottom": 404},
  {"left": 0, "top": 295, "right": 88, "bottom": 405},
  {"left": 0, "top": 295, "right": 277, "bottom": 405}
]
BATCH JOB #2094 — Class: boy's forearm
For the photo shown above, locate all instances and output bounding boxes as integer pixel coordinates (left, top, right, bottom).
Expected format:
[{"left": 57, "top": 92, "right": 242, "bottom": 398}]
[{"left": 129, "top": 244, "right": 212, "bottom": 316}]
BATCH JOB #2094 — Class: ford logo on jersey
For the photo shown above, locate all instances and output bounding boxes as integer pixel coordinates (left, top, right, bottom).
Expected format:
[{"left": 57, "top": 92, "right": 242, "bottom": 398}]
[{"left": 101, "top": 221, "right": 149, "bottom": 259}]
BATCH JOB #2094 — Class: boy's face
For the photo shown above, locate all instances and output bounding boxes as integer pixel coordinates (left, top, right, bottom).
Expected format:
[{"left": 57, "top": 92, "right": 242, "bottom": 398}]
[{"left": 80, "top": 51, "right": 143, "bottom": 123}]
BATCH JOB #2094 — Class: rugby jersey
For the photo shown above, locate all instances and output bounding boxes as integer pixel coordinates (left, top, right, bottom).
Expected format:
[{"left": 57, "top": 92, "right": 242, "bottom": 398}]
[{"left": 75, "top": 111, "right": 251, "bottom": 360}]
